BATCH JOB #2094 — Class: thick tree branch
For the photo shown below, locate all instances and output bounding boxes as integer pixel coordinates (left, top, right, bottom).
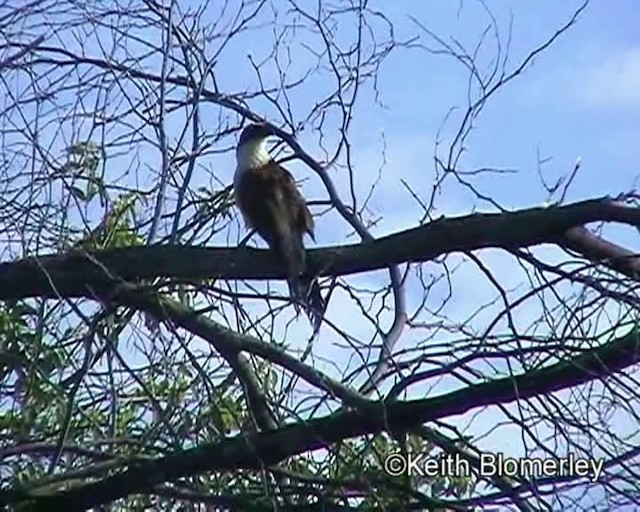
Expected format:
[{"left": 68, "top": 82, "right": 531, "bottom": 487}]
[
  {"left": 562, "top": 226, "right": 640, "bottom": 276},
  {"left": 0, "top": 198, "right": 637, "bottom": 302}
]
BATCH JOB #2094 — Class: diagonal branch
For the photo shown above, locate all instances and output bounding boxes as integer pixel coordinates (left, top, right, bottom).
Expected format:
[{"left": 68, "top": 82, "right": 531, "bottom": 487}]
[
  {"left": 13, "top": 325, "right": 639, "bottom": 510},
  {"left": 562, "top": 226, "right": 640, "bottom": 277}
]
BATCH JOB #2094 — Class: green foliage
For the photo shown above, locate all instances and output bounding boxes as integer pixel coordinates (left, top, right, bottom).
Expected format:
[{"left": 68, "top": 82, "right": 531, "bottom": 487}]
[
  {"left": 75, "top": 193, "right": 144, "bottom": 249},
  {"left": 0, "top": 302, "right": 475, "bottom": 509},
  {"left": 64, "top": 141, "right": 105, "bottom": 202},
  {"left": 0, "top": 303, "right": 67, "bottom": 441}
]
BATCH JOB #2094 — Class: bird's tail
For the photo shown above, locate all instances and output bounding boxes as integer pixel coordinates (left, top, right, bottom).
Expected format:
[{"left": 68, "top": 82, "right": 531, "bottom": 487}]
[
  {"left": 277, "top": 231, "right": 326, "bottom": 334},
  {"left": 294, "top": 273, "right": 326, "bottom": 334}
]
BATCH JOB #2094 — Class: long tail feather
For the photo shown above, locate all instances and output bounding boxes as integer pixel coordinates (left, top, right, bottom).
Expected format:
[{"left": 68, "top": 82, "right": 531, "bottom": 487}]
[
  {"left": 297, "top": 273, "right": 326, "bottom": 334},
  {"left": 277, "top": 230, "right": 325, "bottom": 333}
]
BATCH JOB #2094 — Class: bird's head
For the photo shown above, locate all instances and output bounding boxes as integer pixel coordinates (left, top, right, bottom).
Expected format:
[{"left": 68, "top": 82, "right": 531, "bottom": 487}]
[
  {"left": 238, "top": 123, "right": 275, "bottom": 146},
  {"left": 236, "top": 123, "right": 275, "bottom": 169}
]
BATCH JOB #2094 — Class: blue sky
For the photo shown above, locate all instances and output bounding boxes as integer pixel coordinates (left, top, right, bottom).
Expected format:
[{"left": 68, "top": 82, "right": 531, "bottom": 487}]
[
  {"left": 247, "top": 0, "right": 640, "bottom": 344},
  {"left": 160, "top": 2, "right": 638, "bottom": 506},
  {"left": 2, "top": 0, "right": 639, "bottom": 507},
  {"left": 209, "top": 1, "right": 639, "bottom": 507},
  {"left": 191, "top": 0, "right": 639, "bottom": 253}
]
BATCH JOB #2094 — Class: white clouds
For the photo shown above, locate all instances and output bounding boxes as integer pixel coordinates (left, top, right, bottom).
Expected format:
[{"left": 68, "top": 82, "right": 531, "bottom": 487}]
[
  {"left": 526, "top": 45, "right": 640, "bottom": 110},
  {"left": 579, "top": 47, "right": 640, "bottom": 108}
]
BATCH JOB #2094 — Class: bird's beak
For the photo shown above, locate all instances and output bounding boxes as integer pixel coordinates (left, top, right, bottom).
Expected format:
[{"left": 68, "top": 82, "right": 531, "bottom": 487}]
[{"left": 258, "top": 123, "right": 275, "bottom": 138}]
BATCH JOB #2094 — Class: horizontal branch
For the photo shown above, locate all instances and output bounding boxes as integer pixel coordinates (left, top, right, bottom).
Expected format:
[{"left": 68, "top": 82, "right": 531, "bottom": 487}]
[
  {"left": 17, "top": 325, "right": 639, "bottom": 509},
  {"left": 0, "top": 198, "right": 638, "bottom": 302}
]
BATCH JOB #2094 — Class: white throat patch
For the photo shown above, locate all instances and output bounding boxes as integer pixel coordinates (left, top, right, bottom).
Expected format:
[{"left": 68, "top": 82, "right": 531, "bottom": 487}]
[
  {"left": 236, "top": 138, "right": 271, "bottom": 171},
  {"left": 234, "top": 138, "right": 272, "bottom": 204}
]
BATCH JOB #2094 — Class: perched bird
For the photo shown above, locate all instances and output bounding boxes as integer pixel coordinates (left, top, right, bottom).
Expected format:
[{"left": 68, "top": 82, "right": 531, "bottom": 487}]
[{"left": 233, "top": 123, "right": 325, "bottom": 332}]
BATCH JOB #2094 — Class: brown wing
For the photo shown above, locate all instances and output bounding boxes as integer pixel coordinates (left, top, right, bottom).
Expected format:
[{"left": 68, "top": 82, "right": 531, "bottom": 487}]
[
  {"left": 235, "top": 161, "right": 314, "bottom": 247},
  {"left": 278, "top": 165, "right": 315, "bottom": 241}
]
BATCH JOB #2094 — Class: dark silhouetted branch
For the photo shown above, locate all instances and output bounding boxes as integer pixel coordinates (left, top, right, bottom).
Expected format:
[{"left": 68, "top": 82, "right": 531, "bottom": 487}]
[
  {"left": 13, "top": 325, "right": 638, "bottom": 510},
  {"left": 0, "top": 198, "right": 638, "bottom": 302}
]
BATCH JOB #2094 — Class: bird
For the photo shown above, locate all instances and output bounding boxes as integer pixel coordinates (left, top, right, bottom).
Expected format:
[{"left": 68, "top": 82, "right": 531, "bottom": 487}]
[{"left": 233, "top": 122, "right": 325, "bottom": 332}]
